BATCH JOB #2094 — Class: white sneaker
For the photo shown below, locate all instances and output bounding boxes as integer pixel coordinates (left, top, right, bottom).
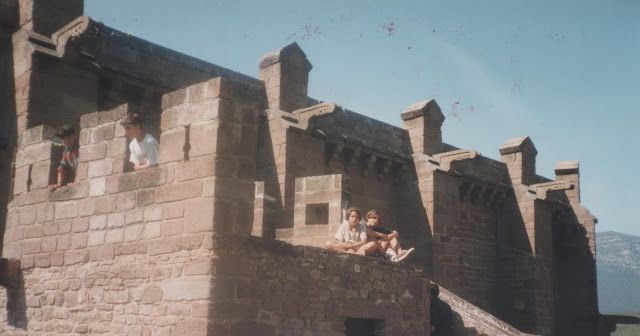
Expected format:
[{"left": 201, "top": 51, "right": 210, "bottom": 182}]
[
  {"left": 386, "top": 249, "right": 398, "bottom": 261},
  {"left": 395, "top": 248, "right": 415, "bottom": 262}
]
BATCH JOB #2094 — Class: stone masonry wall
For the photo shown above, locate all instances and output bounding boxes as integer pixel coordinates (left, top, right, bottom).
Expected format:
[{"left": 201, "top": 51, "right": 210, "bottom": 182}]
[
  {"left": 210, "top": 235, "right": 431, "bottom": 336},
  {"left": 0, "top": 77, "right": 262, "bottom": 335}
]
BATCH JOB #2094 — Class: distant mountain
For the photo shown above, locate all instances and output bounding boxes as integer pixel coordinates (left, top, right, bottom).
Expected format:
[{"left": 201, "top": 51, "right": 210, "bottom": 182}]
[{"left": 597, "top": 231, "right": 640, "bottom": 314}]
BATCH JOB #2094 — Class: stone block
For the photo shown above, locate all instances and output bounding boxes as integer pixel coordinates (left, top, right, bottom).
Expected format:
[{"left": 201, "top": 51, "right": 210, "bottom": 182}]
[
  {"left": 88, "top": 158, "right": 113, "bottom": 177},
  {"left": 13, "top": 165, "right": 29, "bottom": 194},
  {"left": 184, "top": 261, "right": 211, "bottom": 275},
  {"left": 149, "top": 238, "right": 179, "bottom": 256},
  {"left": 124, "top": 224, "right": 144, "bottom": 241},
  {"left": 34, "top": 254, "right": 50, "bottom": 268},
  {"left": 215, "top": 123, "right": 241, "bottom": 155},
  {"left": 89, "top": 177, "right": 106, "bottom": 196},
  {"left": 99, "top": 106, "right": 126, "bottom": 125},
  {"left": 183, "top": 197, "right": 213, "bottom": 233},
  {"left": 160, "top": 105, "right": 189, "bottom": 130},
  {"left": 140, "top": 285, "right": 163, "bottom": 304},
  {"left": 90, "top": 123, "right": 115, "bottom": 143},
  {"left": 105, "top": 167, "right": 166, "bottom": 193},
  {"left": 174, "top": 319, "right": 209, "bottom": 336},
  {"left": 125, "top": 209, "right": 143, "bottom": 224},
  {"left": 72, "top": 234, "right": 88, "bottom": 249},
  {"left": 57, "top": 235, "right": 73, "bottom": 251},
  {"left": 161, "top": 87, "right": 187, "bottom": 110},
  {"left": 115, "top": 191, "right": 136, "bottom": 210},
  {"left": 104, "top": 291, "right": 129, "bottom": 304},
  {"left": 79, "top": 128, "right": 91, "bottom": 145},
  {"left": 154, "top": 180, "right": 202, "bottom": 203},
  {"left": 23, "top": 239, "right": 41, "bottom": 254},
  {"left": 21, "top": 125, "right": 57, "bottom": 148},
  {"left": 143, "top": 221, "right": 161, "bottom": 239},
  {"left": 43, "top": 221, "right": 59, "bottom": 236},
  {"left": 106, "top": 137, "right": 128, "bottom": 157},
  {"left": 162, "top": 219, "right": 183, "bottom": 236},
  {"left": 88, "top": 231, "right": 105, "bottom": 246},
  {"left": 24, "top": 225, "right": 43, "bottom": 239},
  {"left": 41, "top": 236, "right": 57, "bottom": 252},
  {"left": 158, "top": 127, "right": 186, "bottom": 164},
  {"left": 19, "top": 204, "right": 37, "bottom": 225},
  {"left": 80, "top": 112, "right": 100, "bottom": 128},
  {"left": 16, "top": 142, "right": 55, "bottom": 168},
  {"left": 89, "top": 245, "right": 114, "bottom": 261},
  {"left": 90, "top": 215, "right": 107, "bottom": 230},
  {"left": 144, "top": 206, "right": 162, "bottom": 221},
  {"left": 162, "top": 202, "right": 184, "bottom": 219},
  {"left": 136, "top": 188, "right": 154, "bottom": 206},
  {"left": 30, "top": 160, "right": 54, "bottom": 189},
  {"left": 189, "top": 121, "right": 218, "bottom": 157},
  {"left": 160, "top": 277, "right": 211, "bottom": 301},
  {"left": 55, "top": 201, "right": 78, "bottom": 220},
  {"left": 107, "top": 213, "right": 124, "bottom": 228},
  {"left": 176, "top": 156, "right": 215, "bottom": 181}
]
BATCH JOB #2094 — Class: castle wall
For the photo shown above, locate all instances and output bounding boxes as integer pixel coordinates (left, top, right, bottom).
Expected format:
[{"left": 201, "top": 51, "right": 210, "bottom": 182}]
[
  {"left": 1, "top": 6, "right": 606, "bottom": 335},
  {"left": 0, "top": 77, "right": 263, "bottom": 335},
  {"left": 209, "top": 236, "right": 431, "bottom": 335}
]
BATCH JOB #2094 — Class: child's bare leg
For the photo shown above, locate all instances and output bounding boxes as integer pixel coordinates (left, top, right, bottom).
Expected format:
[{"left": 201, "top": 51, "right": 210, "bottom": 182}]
[
  {"left": 325, "top": 240, "right": 347, "bottom": 253},
  {"left": 390, "top": 237, "right": 402, "bottom": 253},
  {"left": 360, "top": 241, "right": 378, "bottom": 256}
]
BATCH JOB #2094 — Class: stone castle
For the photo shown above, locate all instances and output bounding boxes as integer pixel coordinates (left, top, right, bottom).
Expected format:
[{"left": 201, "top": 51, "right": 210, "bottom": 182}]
[{"left": 0, "top": 1, "right": 616, "bottom": 335}]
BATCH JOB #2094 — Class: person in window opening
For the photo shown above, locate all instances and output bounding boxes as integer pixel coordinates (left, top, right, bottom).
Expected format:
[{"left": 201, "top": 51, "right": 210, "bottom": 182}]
[
  {"left": 120, "top": 113, "right": 159, "bottom": 171},
  {"left": 363, "top": 209, "right": 415, "bottom": 262},
  {"left": 326, "top": 207, "right": 375, "bottom": 255},
  {"left": 49, "top": 125, "right": 79, "bottom": 191}
]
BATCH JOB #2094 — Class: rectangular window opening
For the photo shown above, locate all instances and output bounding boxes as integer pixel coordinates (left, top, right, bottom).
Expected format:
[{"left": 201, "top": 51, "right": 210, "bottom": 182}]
[
  {"left": 306, "top": 203, "right": 329, "bottom": 225},
  {"left": 345, "top": 318, "right": 386, "bottom": 336}
]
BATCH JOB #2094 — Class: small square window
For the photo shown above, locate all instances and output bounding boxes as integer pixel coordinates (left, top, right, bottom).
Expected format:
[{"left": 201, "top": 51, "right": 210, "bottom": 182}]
[{"left": 305, "top": 203, "right": 329, "bottom": 225}]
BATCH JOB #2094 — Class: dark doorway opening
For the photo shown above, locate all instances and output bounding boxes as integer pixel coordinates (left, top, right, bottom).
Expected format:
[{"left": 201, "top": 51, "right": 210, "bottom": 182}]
[{"left": 345, "top": 318, "right": 385, "bottom": 336}]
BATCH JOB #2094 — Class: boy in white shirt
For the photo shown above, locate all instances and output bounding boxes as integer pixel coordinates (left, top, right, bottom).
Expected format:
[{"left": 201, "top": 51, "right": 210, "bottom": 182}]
[
  {"left": 120, "top": 113, "right": 159, "bottom": 171},
  {"left": 325, "top": 207, "right": 376, "bottom": 255}
]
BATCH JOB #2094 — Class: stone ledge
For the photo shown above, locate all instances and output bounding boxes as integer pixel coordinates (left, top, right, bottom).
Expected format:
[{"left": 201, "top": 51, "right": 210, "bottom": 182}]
[
  {"left": 400, "top": 98, "right": 443, "bottom": 122},
  {"left": 554, "top": 160, "right": 579, "bottom": 175},
  {"left": 499, "top": 136, "right": 537, "bottom": 156}
]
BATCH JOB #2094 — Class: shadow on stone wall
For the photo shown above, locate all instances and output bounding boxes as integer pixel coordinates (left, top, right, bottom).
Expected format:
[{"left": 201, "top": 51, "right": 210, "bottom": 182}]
[
  {"left": 6, "top": 269, "right": 27, "bottom": 329},
  {"left": 0, "top": 29, "right": 17, "bottom": 256},
  {"left": 552, "top": 192, "right": 599, "bottom": 336},
  {"left": 254, "top": 114, "right": 283, "bottom": 238}
]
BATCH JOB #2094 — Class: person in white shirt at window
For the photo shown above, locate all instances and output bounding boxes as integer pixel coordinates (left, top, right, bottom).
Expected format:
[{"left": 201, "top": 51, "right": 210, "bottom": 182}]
[{"left": 120, "top": 113, "right": 159, "bottom": 171}]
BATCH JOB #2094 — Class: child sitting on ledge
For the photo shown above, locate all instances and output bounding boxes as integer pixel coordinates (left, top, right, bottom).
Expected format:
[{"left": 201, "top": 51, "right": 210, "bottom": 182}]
[
  {"left": 364, "top": 209, "right": 415, "bottom": 262},
  {"left": 325, "top": 207, "right": 374, "bottom": 255}
]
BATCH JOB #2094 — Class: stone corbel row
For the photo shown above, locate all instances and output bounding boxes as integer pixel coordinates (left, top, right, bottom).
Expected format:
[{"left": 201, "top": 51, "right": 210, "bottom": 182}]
[
  {"left": 323, "top": 143, "right": 403, "bottom": 181},
  {"left": 458, "top": 180, "right": 508, "bottom": 207}
]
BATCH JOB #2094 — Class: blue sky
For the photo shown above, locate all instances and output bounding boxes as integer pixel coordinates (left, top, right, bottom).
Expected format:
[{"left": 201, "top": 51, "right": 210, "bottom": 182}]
[{"left": 86, "top": 0, "right": 640, "bottom": 236}]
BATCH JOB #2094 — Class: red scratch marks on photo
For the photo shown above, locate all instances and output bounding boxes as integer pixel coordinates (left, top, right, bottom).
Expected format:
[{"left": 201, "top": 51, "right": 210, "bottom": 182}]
[
  {"left": 449, "top": 99, "right": 474, "bottom": 120},
  {"left": 381, "top": 22, "right": 397, "bottom": 36}
]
